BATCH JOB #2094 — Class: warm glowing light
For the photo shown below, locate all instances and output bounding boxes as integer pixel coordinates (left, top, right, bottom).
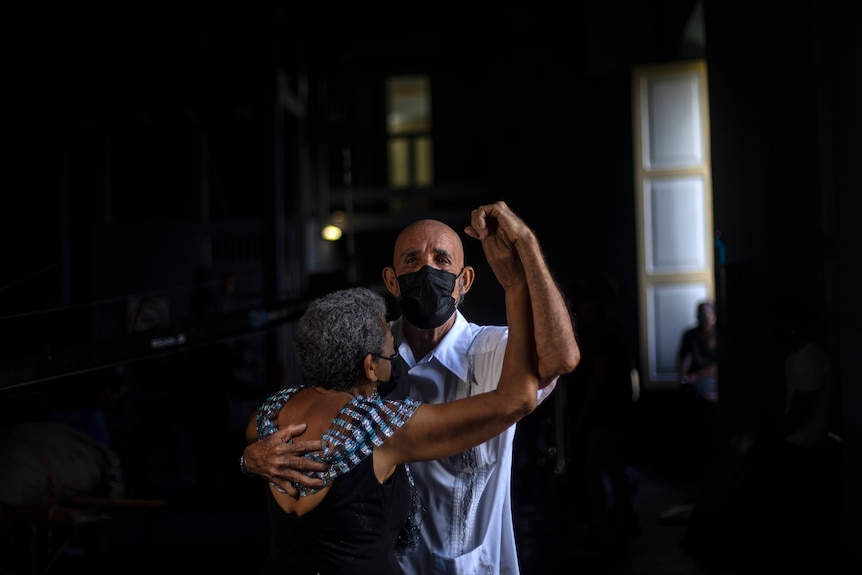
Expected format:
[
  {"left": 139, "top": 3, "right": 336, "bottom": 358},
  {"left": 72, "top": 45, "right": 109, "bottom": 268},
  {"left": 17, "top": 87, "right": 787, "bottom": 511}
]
[{"left": 322, "top": 225, "right": 343, "bottom": 241}]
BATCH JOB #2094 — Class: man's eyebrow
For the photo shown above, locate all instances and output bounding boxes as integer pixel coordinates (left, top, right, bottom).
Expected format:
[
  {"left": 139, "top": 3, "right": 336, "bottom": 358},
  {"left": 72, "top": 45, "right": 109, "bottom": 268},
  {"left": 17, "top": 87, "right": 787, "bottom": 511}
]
[{"left": 399, "top": 247, "right": 452, "bottom": 259}]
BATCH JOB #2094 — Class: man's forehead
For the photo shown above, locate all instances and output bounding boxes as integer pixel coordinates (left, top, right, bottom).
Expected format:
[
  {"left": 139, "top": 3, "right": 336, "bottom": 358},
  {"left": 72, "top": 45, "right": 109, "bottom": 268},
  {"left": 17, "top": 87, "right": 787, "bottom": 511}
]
[{"left": 395, "top": 221, "right": 461, "bottom": 255}]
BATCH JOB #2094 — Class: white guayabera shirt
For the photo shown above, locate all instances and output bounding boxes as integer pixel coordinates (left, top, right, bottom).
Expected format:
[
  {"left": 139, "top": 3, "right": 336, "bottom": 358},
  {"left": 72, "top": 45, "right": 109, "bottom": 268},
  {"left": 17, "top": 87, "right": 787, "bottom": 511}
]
[{"left": 389, "top": 312, "right": 556, "bottom": 575}]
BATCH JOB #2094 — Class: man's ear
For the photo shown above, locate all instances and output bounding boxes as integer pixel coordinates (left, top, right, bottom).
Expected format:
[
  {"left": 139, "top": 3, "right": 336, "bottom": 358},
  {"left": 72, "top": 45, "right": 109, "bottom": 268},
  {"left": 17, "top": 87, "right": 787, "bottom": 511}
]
[
  {"left": 459, "top": 266, "right": 475, "bottom": 294},
  {"left": 382, "top": 267, "right": 400, "bottom": 298}
]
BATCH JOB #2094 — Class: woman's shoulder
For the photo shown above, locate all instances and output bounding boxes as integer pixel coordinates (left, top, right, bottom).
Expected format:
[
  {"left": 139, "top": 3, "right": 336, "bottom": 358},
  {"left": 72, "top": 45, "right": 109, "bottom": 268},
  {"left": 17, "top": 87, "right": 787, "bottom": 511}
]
[
  {"left": 257, "top": 386, "right": 303, "bottom": 439},
  {"left": 324, "top": 395, "right": 421, "bottom": 476},
  {"left": 258, "top": 386, "right": 351, "bottom": 440}
]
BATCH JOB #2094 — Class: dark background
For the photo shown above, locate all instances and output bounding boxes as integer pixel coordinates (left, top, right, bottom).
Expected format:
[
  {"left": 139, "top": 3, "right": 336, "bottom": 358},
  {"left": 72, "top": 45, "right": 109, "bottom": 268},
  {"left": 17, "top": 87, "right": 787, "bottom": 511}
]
[{"left": 2, "top": 1, "right": 860, "bottom": 573}]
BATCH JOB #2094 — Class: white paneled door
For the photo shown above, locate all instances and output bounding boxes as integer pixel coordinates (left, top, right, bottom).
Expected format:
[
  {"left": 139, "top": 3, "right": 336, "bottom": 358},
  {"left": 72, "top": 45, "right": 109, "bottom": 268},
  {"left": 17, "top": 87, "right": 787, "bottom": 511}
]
[{"left": 632, "top": 60, "right": 715, "bottom": 388}]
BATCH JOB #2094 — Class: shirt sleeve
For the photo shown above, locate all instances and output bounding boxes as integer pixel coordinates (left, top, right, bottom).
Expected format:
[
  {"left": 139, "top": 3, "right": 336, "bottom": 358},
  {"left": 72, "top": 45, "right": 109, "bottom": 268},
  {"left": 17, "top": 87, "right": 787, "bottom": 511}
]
[{"left": 537, "top": 378, "right": 558, "bottom": 405}]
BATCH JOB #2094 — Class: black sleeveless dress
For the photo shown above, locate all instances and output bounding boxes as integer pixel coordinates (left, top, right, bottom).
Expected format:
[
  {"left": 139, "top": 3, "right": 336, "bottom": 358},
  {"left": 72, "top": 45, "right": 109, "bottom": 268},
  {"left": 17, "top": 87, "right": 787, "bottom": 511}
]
[
  {"left": 259, "top": 455, "right": 411, "bottom": 574},
  {"left": 255, "top": 386, "right": 422, "bottom": 575}
]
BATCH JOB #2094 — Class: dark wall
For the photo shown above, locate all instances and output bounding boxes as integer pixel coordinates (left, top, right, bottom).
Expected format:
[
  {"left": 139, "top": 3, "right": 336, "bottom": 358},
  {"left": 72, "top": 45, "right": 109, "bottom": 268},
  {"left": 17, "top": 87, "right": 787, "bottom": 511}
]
[{"left": 705, "top": 2, "right": 861, "bottom": 562}]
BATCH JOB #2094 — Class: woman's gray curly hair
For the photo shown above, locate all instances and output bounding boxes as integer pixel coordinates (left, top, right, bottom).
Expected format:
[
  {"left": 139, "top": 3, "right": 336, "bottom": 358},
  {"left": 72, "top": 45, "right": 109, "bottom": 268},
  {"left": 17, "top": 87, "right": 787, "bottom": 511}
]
[{"left": 294, "top": 287, "right": 388, "bottom": 392}]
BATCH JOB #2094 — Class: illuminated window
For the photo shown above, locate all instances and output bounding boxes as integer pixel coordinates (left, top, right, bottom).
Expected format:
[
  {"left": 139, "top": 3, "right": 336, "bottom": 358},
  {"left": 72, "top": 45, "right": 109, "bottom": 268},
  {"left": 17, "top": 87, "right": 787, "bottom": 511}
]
[{"left": 386, "top": 75, "right": 433, "bottom": 188}]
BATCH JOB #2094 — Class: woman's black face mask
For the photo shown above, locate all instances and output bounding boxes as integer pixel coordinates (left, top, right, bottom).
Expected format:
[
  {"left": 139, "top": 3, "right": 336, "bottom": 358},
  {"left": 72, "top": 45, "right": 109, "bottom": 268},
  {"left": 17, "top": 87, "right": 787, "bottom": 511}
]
[
  {"left": 396, "top": 266, "right": 462, "bottom": 329},
  {"left": 374, "top": 352, "right": 401, "bottom": 398}
]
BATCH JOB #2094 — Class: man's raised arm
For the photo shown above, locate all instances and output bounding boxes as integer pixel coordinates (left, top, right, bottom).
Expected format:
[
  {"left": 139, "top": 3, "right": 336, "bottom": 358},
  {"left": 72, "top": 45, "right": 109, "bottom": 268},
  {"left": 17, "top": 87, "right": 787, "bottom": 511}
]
[{"left": 465, "top": 201, "right": 580, "bottom": 384}]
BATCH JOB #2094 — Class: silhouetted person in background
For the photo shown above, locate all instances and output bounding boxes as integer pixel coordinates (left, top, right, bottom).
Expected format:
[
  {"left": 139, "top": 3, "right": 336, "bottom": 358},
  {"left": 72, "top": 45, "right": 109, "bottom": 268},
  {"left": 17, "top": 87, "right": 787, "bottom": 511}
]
[
  {"left": 733, "top": 295, "right": 841, "bottom": 572},
  {"left": 565, "top": 275, "right": 639, "bottom": 561},
  {"left": 684, "top": 295, "right": 842, "bottom": 574},
  {"left": 678, "top": 301, "right": 721, "bottom": 476},
  {"left": 659, "top": 301, "right": 721, "bottom": 524},
  {"left": 678, "top": 301, "right": 719, "bottom": 404}
]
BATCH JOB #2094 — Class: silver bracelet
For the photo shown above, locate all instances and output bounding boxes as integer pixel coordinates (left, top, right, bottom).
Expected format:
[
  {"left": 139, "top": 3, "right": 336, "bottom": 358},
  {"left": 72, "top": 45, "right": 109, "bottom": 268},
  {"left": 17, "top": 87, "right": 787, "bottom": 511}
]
[{"left": 240, "top": 454, "right": 254, "bottom": 477}]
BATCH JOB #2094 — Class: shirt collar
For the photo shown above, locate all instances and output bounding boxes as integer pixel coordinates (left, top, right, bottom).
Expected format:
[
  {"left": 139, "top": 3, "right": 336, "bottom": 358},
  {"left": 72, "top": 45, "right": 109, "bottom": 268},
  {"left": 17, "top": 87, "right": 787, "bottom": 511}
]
[{"left": 392, "top": 311, "right": 472, "bottom": 382}]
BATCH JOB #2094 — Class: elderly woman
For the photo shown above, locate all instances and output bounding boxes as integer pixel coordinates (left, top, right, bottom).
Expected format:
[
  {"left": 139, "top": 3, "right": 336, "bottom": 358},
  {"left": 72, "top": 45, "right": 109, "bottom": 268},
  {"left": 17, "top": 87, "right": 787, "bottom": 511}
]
[{"left": 248, "top": 286, "right": 539, "bottom": 574}]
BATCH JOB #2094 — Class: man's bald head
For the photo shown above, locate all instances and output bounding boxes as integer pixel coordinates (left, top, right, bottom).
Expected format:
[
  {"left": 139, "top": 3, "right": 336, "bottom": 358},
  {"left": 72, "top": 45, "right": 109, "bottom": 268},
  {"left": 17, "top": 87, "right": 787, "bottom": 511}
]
[{"left": 392, "top": 219, "right": 465, "bottom": 273}]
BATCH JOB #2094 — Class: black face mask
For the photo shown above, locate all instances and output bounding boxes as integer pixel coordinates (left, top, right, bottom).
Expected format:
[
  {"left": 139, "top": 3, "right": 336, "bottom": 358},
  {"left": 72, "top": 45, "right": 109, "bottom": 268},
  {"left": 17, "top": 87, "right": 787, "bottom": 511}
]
[
  {"left": 378, "top": 353, "right": 401, "bottom": 385},
  {"left": 375, "top": 352, "right": 401, "bottom": 398},
  {"left": 397, "top": 266, "right": 462, "bottom": 329}
]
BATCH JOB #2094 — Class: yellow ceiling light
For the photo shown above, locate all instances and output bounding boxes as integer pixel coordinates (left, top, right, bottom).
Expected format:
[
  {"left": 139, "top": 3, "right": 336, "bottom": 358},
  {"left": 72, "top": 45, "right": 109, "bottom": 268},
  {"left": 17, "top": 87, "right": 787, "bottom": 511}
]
[{"left": 321, "top": 224, "right": 343, "bottom": 241}]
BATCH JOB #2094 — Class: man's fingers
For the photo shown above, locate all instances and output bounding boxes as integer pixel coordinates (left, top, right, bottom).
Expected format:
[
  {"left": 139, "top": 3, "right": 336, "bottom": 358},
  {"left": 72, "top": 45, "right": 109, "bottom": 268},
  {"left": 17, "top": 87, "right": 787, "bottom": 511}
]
[
  {"left": 268, "top": 465, "right": 326, "bottom": 496},
  {"left": 267, "top": 426, "right": 299, "bottom": 444},
  {"left": 274, "top": 482, "right": 299, "bottom": 497},
  {"left": 468, "top": 202, "right": 515, "bottom": 241},
  {"left": 281, "top": 450, "right": 328, "bottom": 471},
  {"left": 284, "top": 469, "right": 327, "bottom": 487},
  {"left": 281, "top": 422, "right": 308, "bottom": 437},
  {"left": 466, "top": 209, "right": 490, "bottom": 239},
  {"left": 282, "top": 438, "right": 324, "bottom": 457}
]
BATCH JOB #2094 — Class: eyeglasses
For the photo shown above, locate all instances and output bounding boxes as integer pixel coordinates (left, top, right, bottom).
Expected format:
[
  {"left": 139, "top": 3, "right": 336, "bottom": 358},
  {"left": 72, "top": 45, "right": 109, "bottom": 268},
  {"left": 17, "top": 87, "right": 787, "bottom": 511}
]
[
  {"left": 372, "top": 350, "right": 401, "bottom": 388},
  {"left": 372, "top": 351, "right": 400, "bottom": 363}
]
